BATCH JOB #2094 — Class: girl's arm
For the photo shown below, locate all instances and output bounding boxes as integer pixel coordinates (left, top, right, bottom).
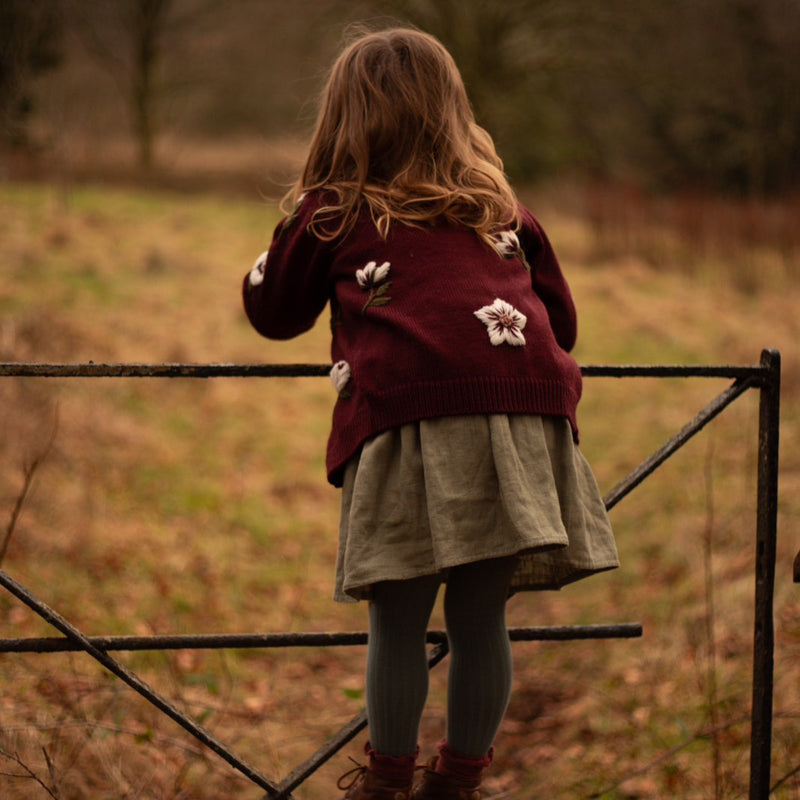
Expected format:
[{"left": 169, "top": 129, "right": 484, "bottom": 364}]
[
  {"left": 517, "top": 205, "right": 578, "bottom": 353},
  {"left": 242, "top": 195, "right": 332, "bottom": 340}
]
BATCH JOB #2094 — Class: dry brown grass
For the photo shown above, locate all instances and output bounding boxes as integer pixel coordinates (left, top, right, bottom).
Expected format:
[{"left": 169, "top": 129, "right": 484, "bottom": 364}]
[{"left": 0, "top": 178, "right": 798, "bottom": 799}]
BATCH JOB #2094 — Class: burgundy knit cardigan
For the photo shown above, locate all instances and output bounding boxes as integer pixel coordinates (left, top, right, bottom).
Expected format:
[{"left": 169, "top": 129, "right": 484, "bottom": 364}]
[{"left": 243, "top": 192, "right": 583, "bottom": 487}]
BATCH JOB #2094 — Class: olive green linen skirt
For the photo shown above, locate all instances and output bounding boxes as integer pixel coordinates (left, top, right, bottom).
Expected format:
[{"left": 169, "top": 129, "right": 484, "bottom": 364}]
[{"left": 334, "top": 414, "right": 618, "bottom": 602}]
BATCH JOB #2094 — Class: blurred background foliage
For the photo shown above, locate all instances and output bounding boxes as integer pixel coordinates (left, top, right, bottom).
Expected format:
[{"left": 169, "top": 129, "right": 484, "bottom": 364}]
[{"left": 2, "top": 0, "right": 799, "bottom": 197}]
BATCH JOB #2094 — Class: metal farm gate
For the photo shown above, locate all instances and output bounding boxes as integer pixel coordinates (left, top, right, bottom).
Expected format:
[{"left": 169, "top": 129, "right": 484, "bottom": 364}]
[{"left": 0, "top": 349, "right": 789, "bottom": 798}]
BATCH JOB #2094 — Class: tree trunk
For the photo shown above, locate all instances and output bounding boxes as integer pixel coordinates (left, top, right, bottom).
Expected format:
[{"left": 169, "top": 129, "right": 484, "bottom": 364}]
[{"left": 132, "top": 0, "right": 171, "bottom": 171}]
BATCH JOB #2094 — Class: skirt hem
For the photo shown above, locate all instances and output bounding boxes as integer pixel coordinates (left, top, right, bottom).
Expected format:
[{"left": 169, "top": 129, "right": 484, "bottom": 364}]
[{"left": 335, "top": 552, "right": 619, "bottom": 603}]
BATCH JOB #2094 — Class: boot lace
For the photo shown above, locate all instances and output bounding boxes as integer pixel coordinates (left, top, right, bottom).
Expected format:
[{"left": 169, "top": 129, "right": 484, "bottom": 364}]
[{"left": 337, "top": 758, "right": 368, "bottom": 791}]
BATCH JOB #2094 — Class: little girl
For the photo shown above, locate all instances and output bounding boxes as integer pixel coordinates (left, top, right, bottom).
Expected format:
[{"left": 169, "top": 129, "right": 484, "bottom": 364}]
[{"left": 243, "top": 27, "right": 618, "bottom": 800}]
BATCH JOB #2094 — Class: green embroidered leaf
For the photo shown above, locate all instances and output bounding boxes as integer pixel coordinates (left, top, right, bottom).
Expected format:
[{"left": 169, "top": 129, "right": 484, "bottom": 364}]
[{"left": 370, "top": 295, "right": 392, "bottom": 306}]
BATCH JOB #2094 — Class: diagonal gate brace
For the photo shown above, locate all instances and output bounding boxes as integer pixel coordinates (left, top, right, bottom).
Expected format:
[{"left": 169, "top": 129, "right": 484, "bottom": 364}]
[{"left": 0, "top": 567, "right": 284, "bottom": 796}]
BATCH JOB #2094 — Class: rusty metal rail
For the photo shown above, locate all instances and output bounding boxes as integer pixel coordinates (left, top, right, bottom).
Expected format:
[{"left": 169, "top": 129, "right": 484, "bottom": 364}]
[
  {"left": 0, "top": 624, "right": 644, "bottom": 654},
  {"left": 0, "top": 360, "right": 765, "bottom": 380},
  {"left": 0, "top": 351, "right": 782, "bottom": 800}
]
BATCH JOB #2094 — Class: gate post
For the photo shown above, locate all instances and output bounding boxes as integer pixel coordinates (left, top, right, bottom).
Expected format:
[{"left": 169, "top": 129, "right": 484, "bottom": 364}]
[{"left": 749, "top": 349, "right": 780, "bottom": 799}]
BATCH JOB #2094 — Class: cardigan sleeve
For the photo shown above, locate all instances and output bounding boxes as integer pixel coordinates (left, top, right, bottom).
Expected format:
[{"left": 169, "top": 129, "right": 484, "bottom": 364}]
[
  {"left": 517, "top": 204, "right": 578, "bottom": 353},
  {"left": 242, "top": 194, "right": 332, "bottom": 340}
]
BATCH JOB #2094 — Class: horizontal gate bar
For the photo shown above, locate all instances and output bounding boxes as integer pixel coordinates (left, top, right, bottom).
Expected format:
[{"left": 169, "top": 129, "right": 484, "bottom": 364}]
[
  {"left": 0, "top": 362, "right": 332, "bottom": 378},
  {"left": 0, "top": 623, "right": 642, "bottom": 653},
  {"left": 0, "top": 361, "right": 770, "bottom": 380}
]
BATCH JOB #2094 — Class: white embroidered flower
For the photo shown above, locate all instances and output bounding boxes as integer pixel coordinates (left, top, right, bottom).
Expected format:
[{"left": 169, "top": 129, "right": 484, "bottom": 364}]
[
  {"left": 474, "top": 298, "right": 527, "bottom": 346},
  {"left": 493, "top": 230, "right": 520, "bottom": 257},
  {"left": 248, "top": 250, "right": 268, "bottom": 287},
  {"left": 329, "top": 360, "right": 351, "bottom": 394},
  {"left": 356, "top": 260, "right": 391, "bottom": 288}
]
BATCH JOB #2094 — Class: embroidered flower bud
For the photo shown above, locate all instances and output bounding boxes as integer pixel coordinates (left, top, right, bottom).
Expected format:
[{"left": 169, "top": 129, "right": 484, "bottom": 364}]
[
  {"left": 474, "top": 298, "right": 527, "bottom": 346},
  {"left": 329, "top": 360, "right": 351, "bottom": 395},
  {"left": 491, "top": 230, "right": 531, "bottom": 272},
  {"left": 356, "top": 261, "right": 392, "bottom": 313},
  {"left": 248, "top": 250, "right": 268, "bottom": 287},
  {"left": 356, "top": 260, "right": 391, "bottom": 288},
  {"left": 493, "top": 230, "right": 521, "bottom": 257}
]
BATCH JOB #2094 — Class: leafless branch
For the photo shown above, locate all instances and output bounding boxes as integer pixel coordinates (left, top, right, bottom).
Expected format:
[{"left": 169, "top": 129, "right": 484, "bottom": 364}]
[
  {"left": 771, "top": 761, "right": 800, "bottom": 793},
  {"left": 0, "top": 747, "right": 59, "bottom": 799},
  {"left": 702, "top": 433, "right": 722, "bottom": 799},
  {"left": 42, "top": 747, "right": 63, "bottom": 800},
  {"left": 0, "top": 408, "right": 58, "bottom": 566}
]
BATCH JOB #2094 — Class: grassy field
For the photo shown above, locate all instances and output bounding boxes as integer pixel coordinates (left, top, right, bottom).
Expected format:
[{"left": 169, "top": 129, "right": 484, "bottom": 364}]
[{"left": 0, "top": 180, "right": 798, "bottom": 799}]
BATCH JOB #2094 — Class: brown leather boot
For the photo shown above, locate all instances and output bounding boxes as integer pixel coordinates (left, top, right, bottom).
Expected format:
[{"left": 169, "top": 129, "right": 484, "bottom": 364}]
[
  {"left": 338, "top": 742, "right": 417, "bottom": 800},
  {"left": 411, "top": 742, "right": 492, "bottom": 800}
]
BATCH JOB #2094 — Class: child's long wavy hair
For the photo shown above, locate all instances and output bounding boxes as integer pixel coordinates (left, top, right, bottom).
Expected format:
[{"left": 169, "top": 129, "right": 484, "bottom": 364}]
[{"left": 283, "top": 27, "right": 519, "bottom": 243}]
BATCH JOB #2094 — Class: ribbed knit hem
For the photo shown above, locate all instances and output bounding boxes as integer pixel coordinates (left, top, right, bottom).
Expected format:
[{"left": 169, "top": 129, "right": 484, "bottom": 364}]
[
  {"left": 327, "top": 376, "right": 581, "bottom": 486},
  {"left": 372, "top": 376, "right": 578, "bottom": 422},
  {"left": 366, "top": 741, "right": 419, "bottom": 783}
]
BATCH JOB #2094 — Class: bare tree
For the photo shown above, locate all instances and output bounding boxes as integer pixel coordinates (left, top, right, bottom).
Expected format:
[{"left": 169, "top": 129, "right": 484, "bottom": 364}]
[
  {"left": 130, "top": 0, "right": 173, "bottom": 169},
  {"left": 68, "top": 0, "right": 177, "bottom": 170},
  {"left": 68, "top": 0, "right": 235, "bottom": 171},
  {"left": 0, "top": 0, "right": 62, "bottom": 149}
]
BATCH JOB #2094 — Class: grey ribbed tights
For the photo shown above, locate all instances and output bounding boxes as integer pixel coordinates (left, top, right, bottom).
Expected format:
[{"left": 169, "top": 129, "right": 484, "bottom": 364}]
[{"left": 366, "top": 556, "right": 516, "bottom": 758}]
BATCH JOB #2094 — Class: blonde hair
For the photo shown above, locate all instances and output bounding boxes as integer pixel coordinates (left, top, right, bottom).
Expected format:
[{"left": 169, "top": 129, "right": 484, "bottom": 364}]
[{"left": 283, "top": 27, "right": 519, "bottom": 243}]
